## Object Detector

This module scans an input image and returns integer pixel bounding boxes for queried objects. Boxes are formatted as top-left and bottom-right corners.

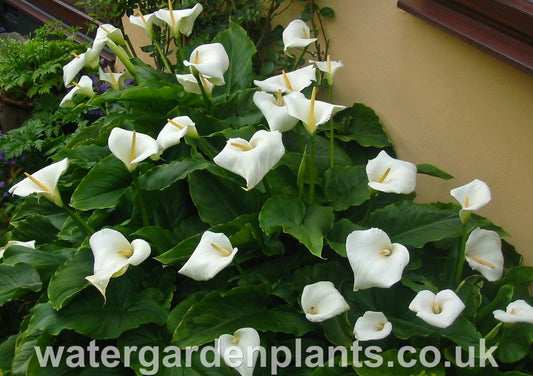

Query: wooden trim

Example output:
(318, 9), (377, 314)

(397, 0), (533, 75)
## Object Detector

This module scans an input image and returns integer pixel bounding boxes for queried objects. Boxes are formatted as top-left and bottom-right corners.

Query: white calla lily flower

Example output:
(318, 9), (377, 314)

(309, 55), (343, 85)
(183, 43), (229, 85)
(353, 311), (392, 341)
(9, 158), (69, 206)
(176, 73), (214, 97)
(178, 231), (238, 281)
(283, 19), (317, 51)
(366, 150), (417, 194)
(253, 65), (316, 94)
(155, 116), (198, 156)
(218, 327), (260, 376)
(63, 46), (103, 87)
(465, 228), (503, 281)
(301, 281), (350, 322)
(493, 300), (533, 324)
(99, 67), (132, 90)
(129, 11), (160, 38)
(253, 91), (299, 132)
(95, 23), (126, 46)
(450, 179), (491, 223)
(213, 130), (285, 190)
(155, 2), (203, 37)
(108, 128), (159, 172)
(60, 75), (95, 108)
(86, 228), (151, 300)
(409, 289), (465, 328)
(0, 240), (36, 259)
(346, 228), (410, 290)
(284, 89), (345, 134)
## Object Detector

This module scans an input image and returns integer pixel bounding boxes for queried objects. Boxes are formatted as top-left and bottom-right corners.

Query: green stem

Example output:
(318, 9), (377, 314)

(63, 206), (94, 236)
(455, 222), (469, 286)
(328, 84), (335, 168)
(192, 136), (215, 160)
(193, 72), (213, 116)
(362, 190), (377, 225)
(174, 33), (186, 69)
(293, 45), (309, 70)
(106, 41), (140, 82)
(154, 39), (174, 74)
(132, 174), (150, 227)
(309, 133), (316, 205)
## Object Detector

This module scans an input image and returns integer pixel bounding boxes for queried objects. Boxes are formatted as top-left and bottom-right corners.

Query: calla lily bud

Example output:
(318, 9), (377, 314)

(353, 311), (392, 341)
(283, 19), (317, 51)
(0, 240), (36, 259)
(86, 228), (151, 300)
(465, 228), (503, 281)
(366, 150), (417, 194)
(450, 179), (491, 223)
(493, 300), (533, 324)
(9, 158), (69, 207)
(178, 231), (238, 281)
(253, 91), (299, 132)
(183, 43), (229, 85)
(218, 328), (260, 376)
(409, 289), (465, 328)
(300, 281), (350, 322)
(107, 128), (159, 172)
(253, 65), (316, 94)
(346, 228), (410, 290)
(213, 130), (285, 190)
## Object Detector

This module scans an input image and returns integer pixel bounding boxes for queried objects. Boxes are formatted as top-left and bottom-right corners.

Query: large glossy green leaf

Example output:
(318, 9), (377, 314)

(172, 286), (313, 347)
(26, 279), (168, 339)
(323, 165), (369, 210)
(138, 159), (211, 190)
(495, 323), (533, 363)
(70, 154), (132, 211)
(368, 202), (462, 248)
(354, 349), (445, 375)
(213, 21), (256, 96)
(47, 247), (93, 310)
(334, 103), (392, 147)
(3, 245), (68, 281)
(0, 263), (42, 306)
(9, 214), (60, 244)
(326, 219), (365, 257)
(259, 196), (334, 257)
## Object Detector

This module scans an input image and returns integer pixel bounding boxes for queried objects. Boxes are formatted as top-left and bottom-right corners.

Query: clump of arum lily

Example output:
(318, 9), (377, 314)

(346, 228), (410, 290)
(300, 281), (350, 322)
(493, 300), (533, 324)
(218, 328), (260, 376)
(178, 231), (238, 281)
(60, 75), (95, 108)
(465, 227), (503, 281)
(213, 130), (285, 190)
(353, 311), (392, 341)
(409, 289), (465, 329)
(0, 240), (35, 259)
(252, 91), (299, 132)
(86, 228), (151, 300)
(108, 128), (159, 172)
(254, 65), (316, 94)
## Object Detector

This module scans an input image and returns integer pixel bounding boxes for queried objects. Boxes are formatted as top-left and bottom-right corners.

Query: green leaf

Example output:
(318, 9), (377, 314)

(319, 6), (335, 18)
(496, 323), (533, 363)
(354, 349), (445, 375)
(47, 247), (93, 310)
(456, 275), (483, 321)
(441, 316), (482, 350)
(70, 154), (132, 211)
(417, 163), (454, 180)
(0, 263), (42, 306)
(326, 219), (364, 257)
(259, 196), (334, 257)
(323, 165), (369, 210)
(3, 245), (68, 281)
(10, 214), (60, 245)
(322, 314), (353, 347)
(138, 159), (211, 190)
(213, 21), (256, 96)
(172, 286), (313, 347)
(334, 103), (392, 147)
(368, 202), (462, 248)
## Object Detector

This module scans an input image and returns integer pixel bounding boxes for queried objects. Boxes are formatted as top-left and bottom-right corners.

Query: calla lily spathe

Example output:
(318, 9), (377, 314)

(156, 116), (198, 156)
(493, 300), (533, 324)
(9, 158), (69, 206)
(60, 75), (95, 108)
(95, 23), (126, 47)
(63, 47), (103, 86)
(409, 289), (465, 328)
(0, 240), (36, 259)
(178, 231), (237, 281)
(213, 130), (285, 190)
(183, 43), (229, 85)
(309, 56), (343, 85)
(176, 73), (214, 97)
(253, 91), (299, 132)
(450, 179), (491, 223)
(282, 19), (317, 51)
(86, 228), (151, 300)
(108, 128), (159, 172)
(465, 228), (503, 281)
(99, 68), (132, 90)
(346, 228), (410, 291)
(155, 3), (203, 37)
(353, 311), (392, 341)
(218, 327), (260, 376)
(284, 90), (345, 134)
(129, 11), (160, 38)
(300, 281), (350, 322)
(253, 65), (316, 94)
(366, 150), (417, 194)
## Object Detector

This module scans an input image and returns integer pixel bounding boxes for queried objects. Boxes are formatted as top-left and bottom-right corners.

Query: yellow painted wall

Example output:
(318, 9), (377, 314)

(312, 0), (533, 264)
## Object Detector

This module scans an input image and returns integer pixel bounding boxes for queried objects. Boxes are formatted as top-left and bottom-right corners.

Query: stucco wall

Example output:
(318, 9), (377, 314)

(312, 0), (533, 265)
